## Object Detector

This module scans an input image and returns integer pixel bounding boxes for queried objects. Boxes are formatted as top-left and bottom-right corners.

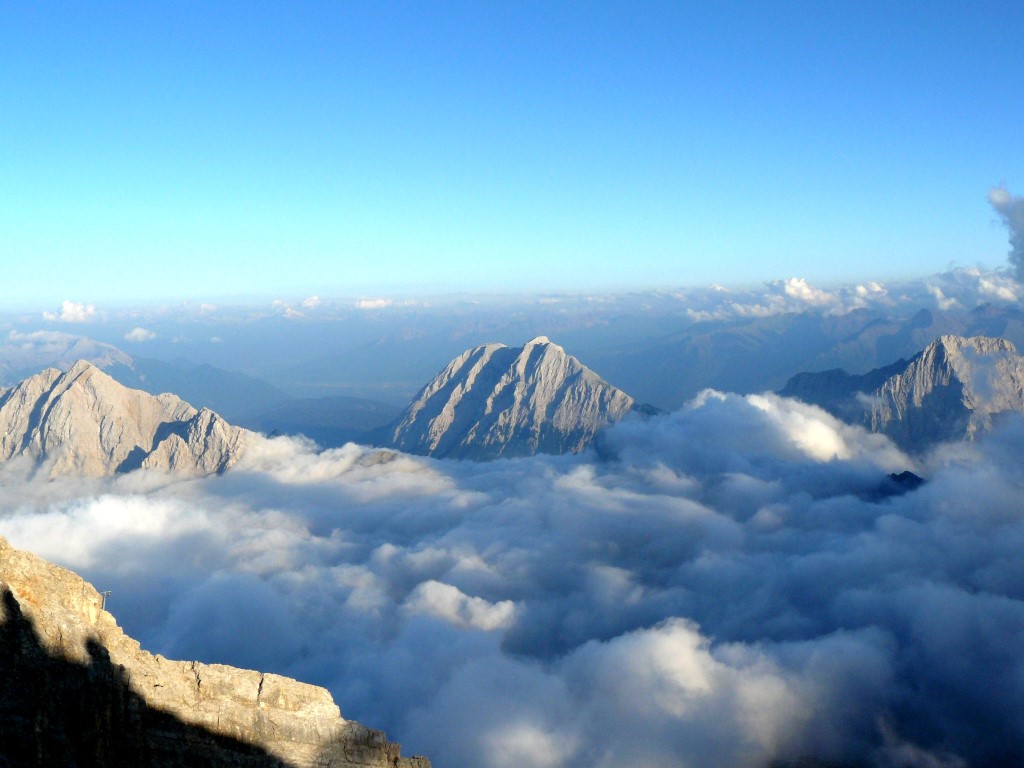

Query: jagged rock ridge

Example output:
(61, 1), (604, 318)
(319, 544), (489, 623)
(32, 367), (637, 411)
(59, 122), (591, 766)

(0, 360), (252, 477)
(780, 335), (1024, 451)
(386, 336), (654, 459)
(0, 535), (429, 768)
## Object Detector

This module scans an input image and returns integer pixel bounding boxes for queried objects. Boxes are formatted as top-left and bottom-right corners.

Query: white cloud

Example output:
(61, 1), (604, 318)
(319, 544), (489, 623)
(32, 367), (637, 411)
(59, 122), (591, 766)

(927, 284), (960, 311)
(782, 277), (837, 307)
(123, 327), (156, 342)
(989, 185), (1024, 280)
(43, 300), (99, 323)
(8, 329), (73, 347)
(2, 396), (1023, 767)
(301, 295), (322, 309)
(405, 580), (516, 631)
(976, 274), (1018, 302)
(356, 298), (393, 310)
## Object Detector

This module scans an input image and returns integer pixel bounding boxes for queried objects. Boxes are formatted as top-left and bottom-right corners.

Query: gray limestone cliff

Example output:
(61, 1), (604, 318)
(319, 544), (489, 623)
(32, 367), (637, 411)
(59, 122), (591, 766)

(869, 335), (1024, 448)
(0, 360), (251, 477)
(780, 335), (1024, 451)
(0, 535), (429, 768)
(386, 336), (653, 459)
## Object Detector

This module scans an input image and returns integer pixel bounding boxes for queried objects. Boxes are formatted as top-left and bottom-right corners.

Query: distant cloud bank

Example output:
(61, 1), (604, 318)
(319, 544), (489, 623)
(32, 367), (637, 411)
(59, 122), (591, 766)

(3, 390), (1023, 767)
(123, 327), (156, 342)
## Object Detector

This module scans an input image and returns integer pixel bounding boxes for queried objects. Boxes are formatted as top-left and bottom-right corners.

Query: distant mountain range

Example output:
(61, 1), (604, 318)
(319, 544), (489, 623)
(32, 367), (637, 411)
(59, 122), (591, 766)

(384, 336), (658, 459)
(0, 336), (655, 475)
(584, 304), (1024, 410)
(8, 328), (1024, 472)
(9, 303), (1024, 448)
(0, 332), (399, 448)
(780, 335), (1024, 451)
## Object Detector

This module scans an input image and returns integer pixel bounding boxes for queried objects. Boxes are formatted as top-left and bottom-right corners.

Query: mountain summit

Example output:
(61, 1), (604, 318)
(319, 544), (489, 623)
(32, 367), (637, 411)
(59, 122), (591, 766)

(781, 335), (1024, 451)
(869, 335), (1024, 448)
(0, 360), (252, 477)
(386, 336), (650, 459)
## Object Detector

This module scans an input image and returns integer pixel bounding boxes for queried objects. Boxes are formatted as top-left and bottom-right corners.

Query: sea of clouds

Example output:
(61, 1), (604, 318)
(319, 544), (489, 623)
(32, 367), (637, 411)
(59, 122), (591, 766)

(2, 391), (1023, 767)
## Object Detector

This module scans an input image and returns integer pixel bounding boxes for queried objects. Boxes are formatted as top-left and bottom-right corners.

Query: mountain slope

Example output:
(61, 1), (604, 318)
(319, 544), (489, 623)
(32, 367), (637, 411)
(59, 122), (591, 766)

(870, 335), (1024, 448)
(778, 357), (910, 423)
(0, 535), (429, 767)
(780, 335), (1024, 451)
(0, 360), (252, 477)
(386, 336), (651, 459)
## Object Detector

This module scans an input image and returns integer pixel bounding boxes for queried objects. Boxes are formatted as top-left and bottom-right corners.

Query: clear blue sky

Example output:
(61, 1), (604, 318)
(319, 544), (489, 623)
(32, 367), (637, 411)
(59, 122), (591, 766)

(1, 1), (1022, 306)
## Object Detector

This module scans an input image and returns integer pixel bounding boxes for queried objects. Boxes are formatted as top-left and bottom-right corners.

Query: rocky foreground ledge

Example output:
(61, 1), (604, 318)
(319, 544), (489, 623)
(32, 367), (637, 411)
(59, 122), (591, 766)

(0, 535), (429, 768)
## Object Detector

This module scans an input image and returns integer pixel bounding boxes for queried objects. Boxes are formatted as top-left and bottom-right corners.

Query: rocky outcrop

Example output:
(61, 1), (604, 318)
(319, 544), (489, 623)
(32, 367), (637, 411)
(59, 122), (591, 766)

(869, 335), (1024, 448)
(0, 360), (251, 477)
(387, 336), (654, 459)
(780, 335), (1024, 451)
(0, 535), (429, 768)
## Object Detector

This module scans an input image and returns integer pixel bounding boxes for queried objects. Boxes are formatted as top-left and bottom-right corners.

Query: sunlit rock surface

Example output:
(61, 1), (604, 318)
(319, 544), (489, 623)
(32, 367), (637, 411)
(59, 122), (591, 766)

(387, 336), (652, 459)
(0, 535), (429, 768)
(781, 335), (1024, 451)
(0, 360), (251, 477)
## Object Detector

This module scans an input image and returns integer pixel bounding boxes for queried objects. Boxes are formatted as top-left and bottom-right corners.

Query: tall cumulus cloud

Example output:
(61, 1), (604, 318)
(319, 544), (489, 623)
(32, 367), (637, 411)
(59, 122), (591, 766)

(989, 185), (1024, 281)
(2, 393), (1024, 767)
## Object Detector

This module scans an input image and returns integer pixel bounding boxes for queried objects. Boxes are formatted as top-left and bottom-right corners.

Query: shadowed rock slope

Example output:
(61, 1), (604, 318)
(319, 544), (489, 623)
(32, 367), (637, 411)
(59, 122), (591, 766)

(0, 535), (429, 768)
(0, 360), (252, 477)
(780, 335), (1024, 451)
(386, 336), (656, 459)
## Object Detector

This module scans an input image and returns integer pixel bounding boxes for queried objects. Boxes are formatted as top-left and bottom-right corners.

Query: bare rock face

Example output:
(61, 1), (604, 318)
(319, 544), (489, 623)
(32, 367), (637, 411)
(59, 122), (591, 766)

(869, 335), (1024, 448)
(780, 335), (1024, 451)
(387, 336), (649, 459)
(0, 535), (429, 768)
(0, 360), (251, 477)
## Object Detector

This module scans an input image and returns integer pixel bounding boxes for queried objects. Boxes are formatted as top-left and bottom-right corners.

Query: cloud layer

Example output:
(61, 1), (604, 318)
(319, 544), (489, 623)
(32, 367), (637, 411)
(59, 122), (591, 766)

(2, 394), (1024, 767)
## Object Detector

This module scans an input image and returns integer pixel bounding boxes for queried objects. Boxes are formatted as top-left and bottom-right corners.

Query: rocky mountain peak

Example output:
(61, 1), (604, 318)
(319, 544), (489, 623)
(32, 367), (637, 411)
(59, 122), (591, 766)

(870, 335), (1024, 447)
(0, 360), (252, 477)
(525, 335), (553, 346)
(932, 334), (1016, 354)
(387, 337), (650, 459)
(780, 335), (1024, 452)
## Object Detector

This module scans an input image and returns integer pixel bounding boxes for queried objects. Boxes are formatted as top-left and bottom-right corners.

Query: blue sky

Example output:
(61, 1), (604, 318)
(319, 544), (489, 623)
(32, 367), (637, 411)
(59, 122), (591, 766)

(1, 1), (1022, 306)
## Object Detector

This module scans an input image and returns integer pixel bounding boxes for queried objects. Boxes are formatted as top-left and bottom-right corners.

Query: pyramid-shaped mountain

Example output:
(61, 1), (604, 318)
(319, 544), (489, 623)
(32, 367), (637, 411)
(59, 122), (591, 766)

(386, 336), (655, 459)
